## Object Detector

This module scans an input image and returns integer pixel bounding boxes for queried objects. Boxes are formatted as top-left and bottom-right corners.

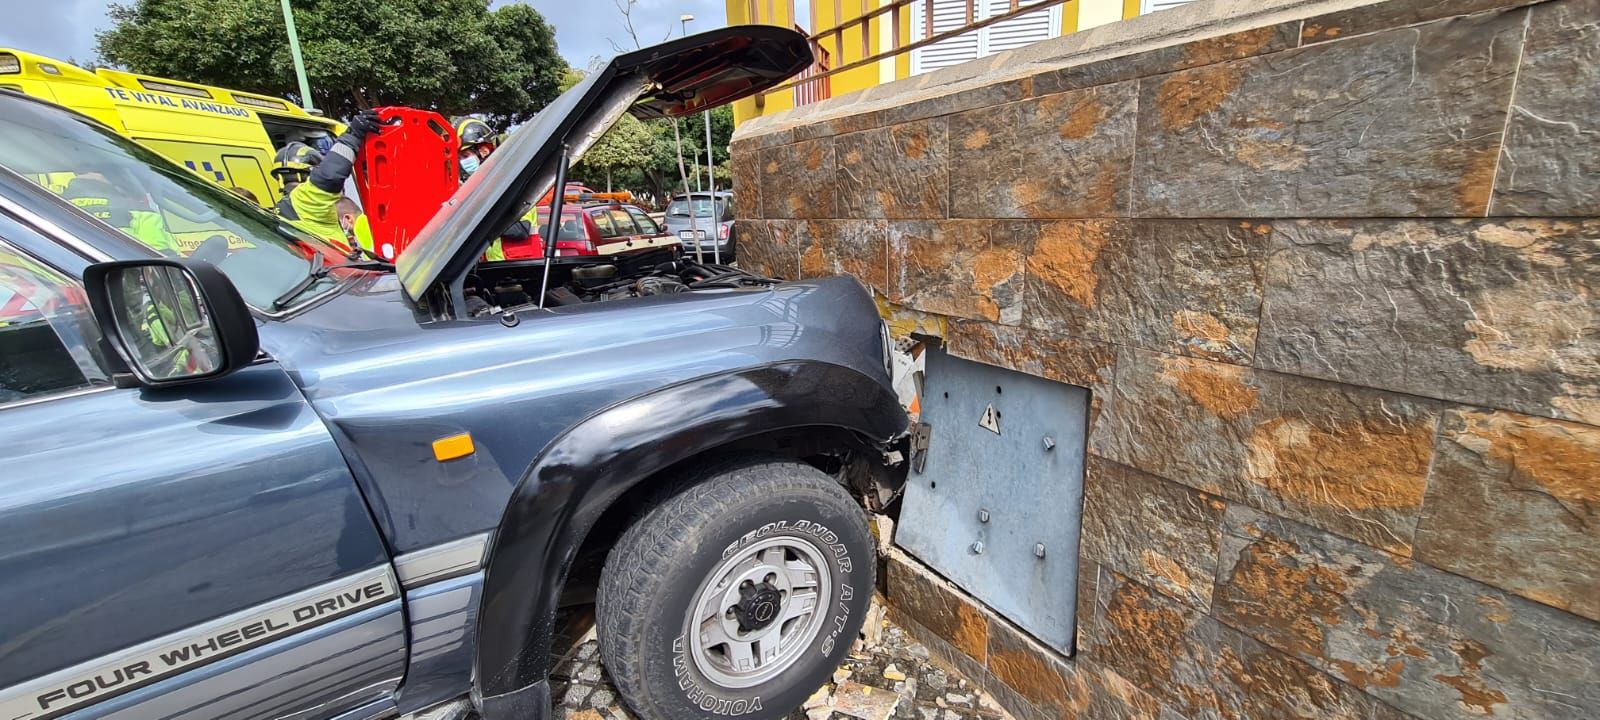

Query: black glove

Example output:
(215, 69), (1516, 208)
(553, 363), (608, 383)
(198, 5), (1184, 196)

(339, 110), (384, 148)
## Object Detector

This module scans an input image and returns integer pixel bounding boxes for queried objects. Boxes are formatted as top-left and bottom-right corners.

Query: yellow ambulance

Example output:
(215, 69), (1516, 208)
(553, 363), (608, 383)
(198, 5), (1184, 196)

(0, 48), (342, 207)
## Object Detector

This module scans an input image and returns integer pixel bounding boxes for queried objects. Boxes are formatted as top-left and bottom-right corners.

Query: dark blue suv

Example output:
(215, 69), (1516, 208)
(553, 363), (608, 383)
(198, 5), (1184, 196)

(0, 27), (906, 720)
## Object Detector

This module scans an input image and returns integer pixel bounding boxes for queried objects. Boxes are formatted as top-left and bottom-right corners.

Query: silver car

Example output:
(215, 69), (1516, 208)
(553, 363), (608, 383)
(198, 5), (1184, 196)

(663, 191), (736, 262)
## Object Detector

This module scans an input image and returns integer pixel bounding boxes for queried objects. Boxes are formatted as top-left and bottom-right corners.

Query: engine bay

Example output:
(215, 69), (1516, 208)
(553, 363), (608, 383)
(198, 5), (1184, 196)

(463, 248), (780, 316)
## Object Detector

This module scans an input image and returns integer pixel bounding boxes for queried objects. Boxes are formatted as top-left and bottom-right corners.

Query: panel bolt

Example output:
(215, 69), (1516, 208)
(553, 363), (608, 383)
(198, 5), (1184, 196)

(1043, 436), (1056, 451)
(970, 541), (985, 555)
(1034, 543), (1047, 559)
(977, 509), (990, 523)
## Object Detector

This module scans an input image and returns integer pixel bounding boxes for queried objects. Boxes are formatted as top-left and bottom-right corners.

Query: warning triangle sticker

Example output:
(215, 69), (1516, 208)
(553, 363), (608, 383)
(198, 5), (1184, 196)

(979, 404), (1000, 435)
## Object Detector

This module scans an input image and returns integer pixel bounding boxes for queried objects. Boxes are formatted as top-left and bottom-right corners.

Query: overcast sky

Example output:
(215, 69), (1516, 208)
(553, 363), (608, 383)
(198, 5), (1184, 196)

(0, 0), (730, 72)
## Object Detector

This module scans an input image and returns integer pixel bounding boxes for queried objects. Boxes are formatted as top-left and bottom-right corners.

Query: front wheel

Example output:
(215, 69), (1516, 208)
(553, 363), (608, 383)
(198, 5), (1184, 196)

(597, 457), (874, 719)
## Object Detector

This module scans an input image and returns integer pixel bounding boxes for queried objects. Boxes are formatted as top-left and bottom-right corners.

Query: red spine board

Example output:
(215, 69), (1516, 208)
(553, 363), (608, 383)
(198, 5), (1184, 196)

(354, 107), (459, 260)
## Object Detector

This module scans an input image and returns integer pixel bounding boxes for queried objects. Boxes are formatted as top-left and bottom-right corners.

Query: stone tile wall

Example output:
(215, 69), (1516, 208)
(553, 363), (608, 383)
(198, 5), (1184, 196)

(732, 0), (1600, 717)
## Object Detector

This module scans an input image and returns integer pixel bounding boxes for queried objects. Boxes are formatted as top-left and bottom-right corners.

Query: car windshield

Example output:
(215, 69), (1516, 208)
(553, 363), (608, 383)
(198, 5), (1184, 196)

(0, 95), (354, 311)
(667, 197), (724, 219)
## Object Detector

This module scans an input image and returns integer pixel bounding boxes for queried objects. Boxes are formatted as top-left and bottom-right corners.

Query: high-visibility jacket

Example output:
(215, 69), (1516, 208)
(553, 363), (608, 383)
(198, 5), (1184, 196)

(279, 181), (344, 243)
(277, 133), (358, 249)
(123, 210), (181, 255)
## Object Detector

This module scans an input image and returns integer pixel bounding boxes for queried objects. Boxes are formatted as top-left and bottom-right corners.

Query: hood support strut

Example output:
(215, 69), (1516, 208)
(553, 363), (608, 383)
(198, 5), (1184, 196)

(536, 144), (571, 309)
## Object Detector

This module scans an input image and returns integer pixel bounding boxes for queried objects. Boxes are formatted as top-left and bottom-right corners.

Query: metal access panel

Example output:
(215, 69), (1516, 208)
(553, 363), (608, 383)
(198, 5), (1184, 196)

(897, 348), (1089, 654)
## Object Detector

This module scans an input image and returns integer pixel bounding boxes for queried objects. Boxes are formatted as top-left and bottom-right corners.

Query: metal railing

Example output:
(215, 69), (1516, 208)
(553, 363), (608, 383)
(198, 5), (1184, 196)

(764, 0), (1071, 102)
(793, 31), (834, 106)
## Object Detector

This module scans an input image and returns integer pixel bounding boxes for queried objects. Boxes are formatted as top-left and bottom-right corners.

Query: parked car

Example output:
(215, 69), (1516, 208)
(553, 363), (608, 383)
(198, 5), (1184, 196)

(500, 201), (677, 260)
(0, 26), (905, 720)
(663, 191), (736, 262)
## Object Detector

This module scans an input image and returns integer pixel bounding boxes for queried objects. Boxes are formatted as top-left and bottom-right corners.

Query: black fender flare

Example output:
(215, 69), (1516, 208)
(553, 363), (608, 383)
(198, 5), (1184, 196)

(473, 360), (907, 705)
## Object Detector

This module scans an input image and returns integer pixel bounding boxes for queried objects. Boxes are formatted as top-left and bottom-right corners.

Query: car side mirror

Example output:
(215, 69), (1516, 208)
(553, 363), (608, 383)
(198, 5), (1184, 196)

(83, 259), (259, 387)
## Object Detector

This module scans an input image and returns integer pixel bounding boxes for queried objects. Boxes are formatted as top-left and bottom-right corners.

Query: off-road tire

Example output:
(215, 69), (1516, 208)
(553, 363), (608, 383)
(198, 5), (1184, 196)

(597, 456), (874, 720)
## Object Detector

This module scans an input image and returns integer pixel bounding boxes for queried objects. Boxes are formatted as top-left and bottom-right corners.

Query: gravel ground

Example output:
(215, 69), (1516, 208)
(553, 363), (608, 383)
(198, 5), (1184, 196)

(548, 602), (1012, 720)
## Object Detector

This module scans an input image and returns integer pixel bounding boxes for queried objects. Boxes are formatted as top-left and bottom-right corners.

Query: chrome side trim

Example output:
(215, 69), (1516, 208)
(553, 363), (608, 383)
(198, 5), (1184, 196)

(0, 566), (399, 720)
(0, 384), (116, 412)
(0, 190), (114, 263)
(393, 533), (491, 589)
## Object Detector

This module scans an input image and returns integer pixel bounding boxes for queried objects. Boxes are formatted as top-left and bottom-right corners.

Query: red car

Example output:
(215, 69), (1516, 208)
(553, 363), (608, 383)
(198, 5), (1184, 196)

(501, 201), (679, 260)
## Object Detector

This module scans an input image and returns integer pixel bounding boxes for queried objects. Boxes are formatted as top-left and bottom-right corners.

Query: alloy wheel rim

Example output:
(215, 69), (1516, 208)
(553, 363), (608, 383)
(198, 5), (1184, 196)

(685, 536), (833, 688)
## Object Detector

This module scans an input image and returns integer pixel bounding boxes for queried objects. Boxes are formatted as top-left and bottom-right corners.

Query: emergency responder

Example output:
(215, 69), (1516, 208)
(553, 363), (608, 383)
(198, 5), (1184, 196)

(451, 117), (510, 261)
(455, 117), (496, 180)
(333, 196), (381, 259)
(277, 110), (383, 250)
(62, 176), (180, 255)
(271, 142), (323, 196)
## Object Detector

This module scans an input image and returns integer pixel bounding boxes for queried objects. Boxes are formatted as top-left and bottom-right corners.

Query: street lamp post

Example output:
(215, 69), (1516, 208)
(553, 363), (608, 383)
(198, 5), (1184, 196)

(675, 13), (704, 262)
(280, 0), (315, 112)
(704, 102), (718, 263)
(680, 14), (722, 263)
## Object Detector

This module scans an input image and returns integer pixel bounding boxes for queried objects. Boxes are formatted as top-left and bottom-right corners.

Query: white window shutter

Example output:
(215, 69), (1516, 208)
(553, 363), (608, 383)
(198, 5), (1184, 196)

(1141, 0), (1197, 12)
(981, 0), (1059, 55)
(911, 0), (982, 74)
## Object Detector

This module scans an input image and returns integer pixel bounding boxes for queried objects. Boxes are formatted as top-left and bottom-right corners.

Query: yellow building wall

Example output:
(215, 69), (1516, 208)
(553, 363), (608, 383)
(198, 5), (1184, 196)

(729, 0), (1141, 124)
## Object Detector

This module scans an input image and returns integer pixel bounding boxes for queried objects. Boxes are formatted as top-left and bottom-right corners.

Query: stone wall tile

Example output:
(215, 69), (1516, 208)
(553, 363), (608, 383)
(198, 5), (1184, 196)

(1081, 458), (1226, 611)
(1301, 0), (1544, 45)
(885, 550), (991, 663)
(835, 118), (950, 219)
(1213, 504), (1600, 719)
(986, 618), (1084, 717)
(729, 145), (761, 221)
(743, 127), (795, 150)
(734, 220), (780, 278)
(949, 101), (1023, 220)
(945, 319), (1116, 391)
(1134, 10), (1525, 218)
(1078, 662), (1187, 720)
(888, 220), (1026, 323)
(1413, 408), (1600, 622)
(1023, 219), (1269, 363)
(1033, 23), (1300, 96)
(1077, 560), (1103, 651)
(827, 111), (883, 137)
(1011, 82), (1137, 219)
(796, 220), (889, 292)
(1093, 349), (1440, 555)
(888, 607), (998, 708)
(1257, 219), (1600, 426)
(758, 137), (836, 219)
(1090, 570), (1410, 720)
(879, 79), (1032, 128)
(949, 82), (1136, 219)
(1491, 0), (1600, 216)
(740, 219), (818, 279)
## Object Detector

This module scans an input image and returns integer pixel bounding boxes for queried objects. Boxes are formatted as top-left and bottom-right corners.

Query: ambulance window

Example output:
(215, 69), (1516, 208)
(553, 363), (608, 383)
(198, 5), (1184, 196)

(0, 238), (109, 405)
(222, 155), (271, 207)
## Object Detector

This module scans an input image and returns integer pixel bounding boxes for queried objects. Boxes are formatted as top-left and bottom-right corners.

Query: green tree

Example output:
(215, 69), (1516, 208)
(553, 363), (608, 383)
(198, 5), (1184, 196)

(579, 113), (652, 192)
(569, 106), (738, 206)
(95, 0), (566, 126)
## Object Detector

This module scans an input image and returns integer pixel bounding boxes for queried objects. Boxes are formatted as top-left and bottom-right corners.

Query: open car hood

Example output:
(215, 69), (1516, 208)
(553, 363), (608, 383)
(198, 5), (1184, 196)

(398, 25), (812, 303)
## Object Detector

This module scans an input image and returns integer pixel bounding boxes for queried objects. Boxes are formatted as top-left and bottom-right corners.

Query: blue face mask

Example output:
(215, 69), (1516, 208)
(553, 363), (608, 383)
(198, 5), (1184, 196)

(460, 154), (479, 175)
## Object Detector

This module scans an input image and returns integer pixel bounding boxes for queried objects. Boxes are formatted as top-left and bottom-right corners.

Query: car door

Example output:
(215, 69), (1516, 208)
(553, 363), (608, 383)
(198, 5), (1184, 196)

(0, 215), (406, 720)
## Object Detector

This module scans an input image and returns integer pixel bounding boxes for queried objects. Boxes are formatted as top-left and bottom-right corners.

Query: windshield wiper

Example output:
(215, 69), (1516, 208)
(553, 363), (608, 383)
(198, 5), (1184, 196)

(345, 245), (395, 267)
(273, 254), (326, 310)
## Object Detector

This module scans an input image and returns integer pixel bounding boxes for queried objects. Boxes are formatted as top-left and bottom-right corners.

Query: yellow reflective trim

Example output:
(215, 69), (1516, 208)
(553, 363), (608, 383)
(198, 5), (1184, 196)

(432, 433), (475, 462)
